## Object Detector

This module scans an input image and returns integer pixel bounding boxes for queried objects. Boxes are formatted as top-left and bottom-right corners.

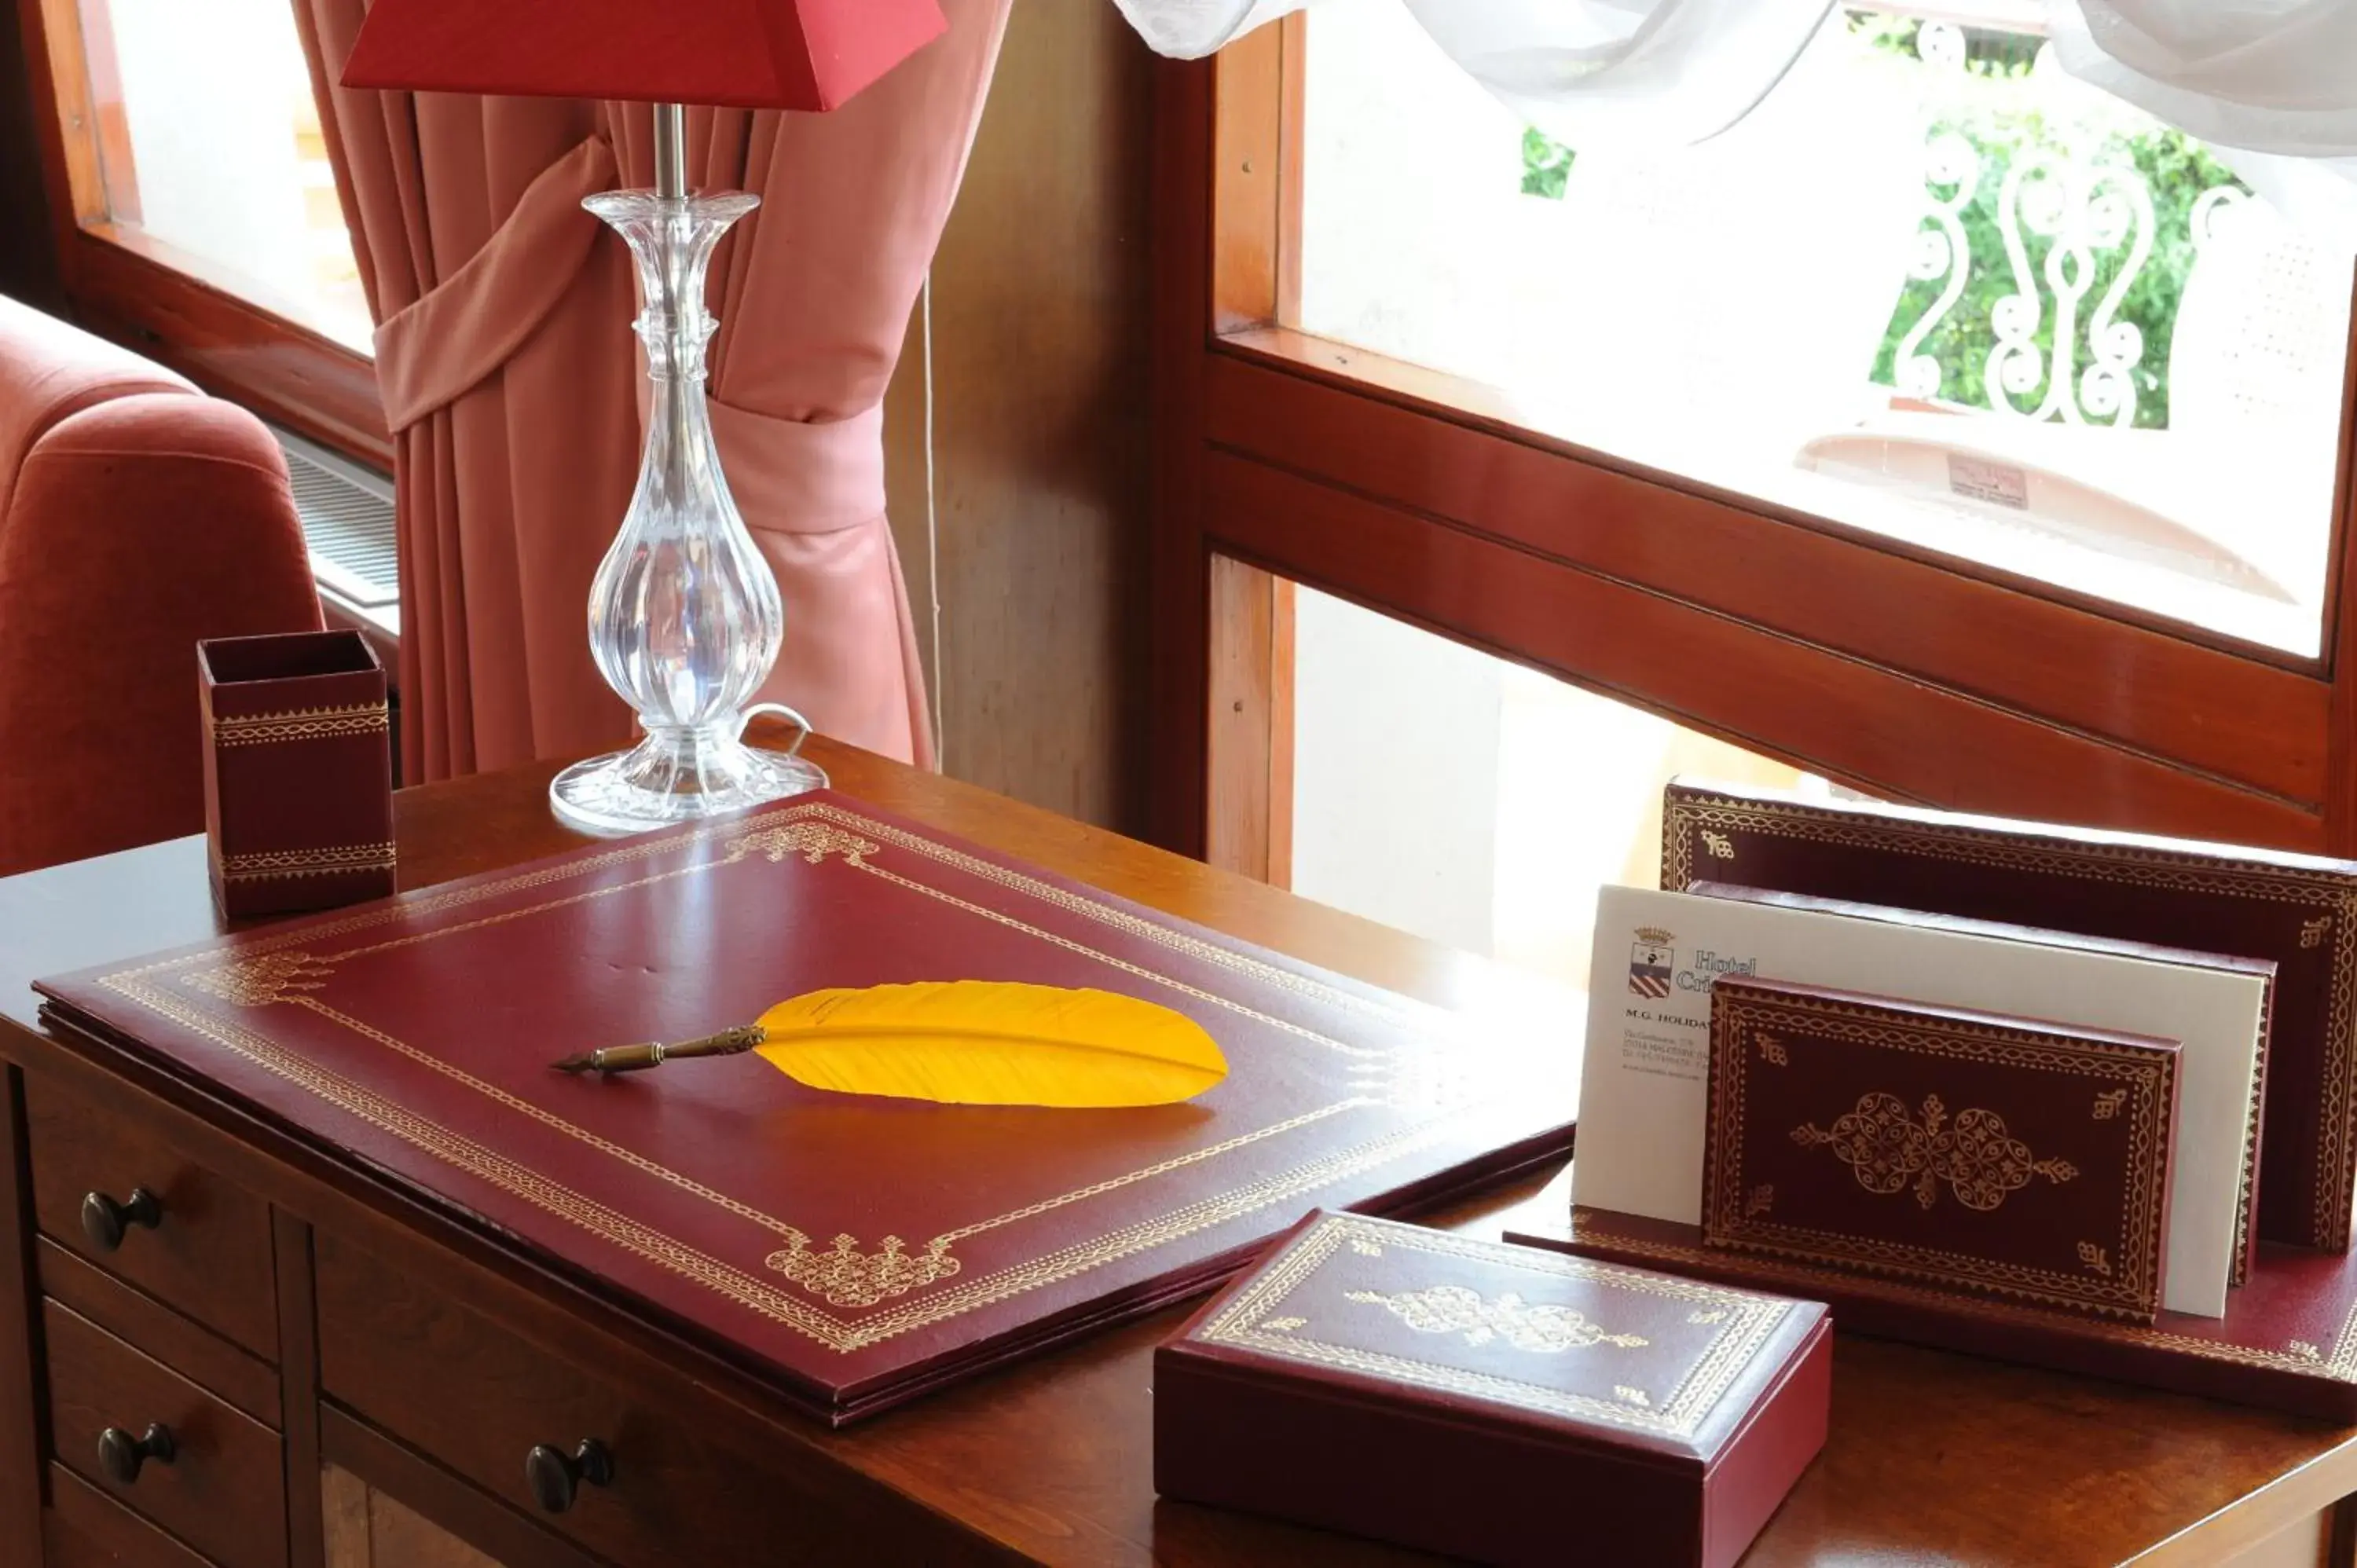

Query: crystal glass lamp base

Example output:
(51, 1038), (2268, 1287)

(548, 722), (827, 838)
(554, 125), (820, 841)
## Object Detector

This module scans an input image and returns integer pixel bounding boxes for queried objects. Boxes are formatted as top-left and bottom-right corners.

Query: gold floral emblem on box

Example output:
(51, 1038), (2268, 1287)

(1791, 1091), (2078, 1212)
(1345, 1284), (1650, 1353)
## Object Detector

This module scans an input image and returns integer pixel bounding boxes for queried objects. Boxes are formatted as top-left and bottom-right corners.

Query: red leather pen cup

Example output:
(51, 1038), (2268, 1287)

(198, 630), (394, 918)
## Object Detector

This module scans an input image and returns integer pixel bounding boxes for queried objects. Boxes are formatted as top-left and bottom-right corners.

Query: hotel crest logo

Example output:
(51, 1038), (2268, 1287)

(1629, 927), (1675, 999)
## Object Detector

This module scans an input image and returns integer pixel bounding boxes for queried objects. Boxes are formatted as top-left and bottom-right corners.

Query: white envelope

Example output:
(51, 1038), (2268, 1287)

(1573, 885), (2268, 1318)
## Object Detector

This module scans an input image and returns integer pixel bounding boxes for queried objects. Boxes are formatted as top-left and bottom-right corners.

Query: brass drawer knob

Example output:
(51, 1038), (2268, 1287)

(96, 1423), (176, 1486)
(525, 1438), (614, 1515)
(80, 1188), (163, 1254)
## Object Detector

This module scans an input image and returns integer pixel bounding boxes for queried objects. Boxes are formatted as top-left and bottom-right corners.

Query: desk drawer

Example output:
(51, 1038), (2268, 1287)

(314, 1233), (984, 1568)
(48, 1465), (218, 1568)
(45, 1300), (287, 1568)
(25, 1073), (279, 1357)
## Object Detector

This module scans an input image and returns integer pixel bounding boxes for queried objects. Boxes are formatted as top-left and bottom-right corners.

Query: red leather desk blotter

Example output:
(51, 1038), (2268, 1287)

(1662, 779), (2357, 1253)
(34, 792), (1574, 1423)
(1703, 979), (2181, 1326)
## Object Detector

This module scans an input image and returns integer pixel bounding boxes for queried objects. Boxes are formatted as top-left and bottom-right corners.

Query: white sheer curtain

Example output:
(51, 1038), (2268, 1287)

(1109, 0), (1301, 59)
(1110, 0), (2357, 197)
(1402, 0), (1832, 146)
(1109, 0), (1834, 147)
(2050, 2), (2357, 242)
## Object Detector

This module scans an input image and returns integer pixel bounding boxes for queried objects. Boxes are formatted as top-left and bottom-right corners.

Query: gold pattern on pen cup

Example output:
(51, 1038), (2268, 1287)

(213, 843), (398, 884)
(209, 702), (388, 748)
(2093, 1088), (2128, 1120)
(1756, 1032), (1789, 1067)
(1791, 1091), (2079, 1212)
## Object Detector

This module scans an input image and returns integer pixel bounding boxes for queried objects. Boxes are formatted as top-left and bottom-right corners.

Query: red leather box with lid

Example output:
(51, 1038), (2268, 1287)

(1153, 1210), (1831, 1567)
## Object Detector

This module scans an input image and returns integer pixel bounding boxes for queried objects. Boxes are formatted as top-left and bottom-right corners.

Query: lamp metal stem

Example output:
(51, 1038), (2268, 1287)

(653, 101), (687, 200)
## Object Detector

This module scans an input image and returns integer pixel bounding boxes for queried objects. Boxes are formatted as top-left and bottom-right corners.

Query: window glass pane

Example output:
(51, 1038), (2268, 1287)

(1290, 585), (1827, 992)
(1301, 7), (2356, 656)
(85, 0), (369, 351)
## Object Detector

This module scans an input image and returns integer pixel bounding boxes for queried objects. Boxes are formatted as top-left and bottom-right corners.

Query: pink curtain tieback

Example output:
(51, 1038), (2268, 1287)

(372, 135), (619, 433)
(706, 399), (886, 534)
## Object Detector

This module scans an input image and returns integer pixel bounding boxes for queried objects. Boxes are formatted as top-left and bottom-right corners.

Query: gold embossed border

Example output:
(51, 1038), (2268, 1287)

(123, 804), (1465, 1250)
(211, 702), (389, 747)
(1704, 987), (2173, 1322)
(1196, 1214), (1794, 1438)
(212, 842), (398, 883)
(105, 800), (1457, 1042)
(1666, 787), (2311, 1253)
(111, 811), (1417, 1294)
(80, 800), (1545, 1358)
(1565, 1210), (2357, 1387)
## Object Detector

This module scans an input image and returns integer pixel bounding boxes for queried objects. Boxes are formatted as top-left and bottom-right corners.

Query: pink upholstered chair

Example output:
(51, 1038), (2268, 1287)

(0, 297), (324, 877)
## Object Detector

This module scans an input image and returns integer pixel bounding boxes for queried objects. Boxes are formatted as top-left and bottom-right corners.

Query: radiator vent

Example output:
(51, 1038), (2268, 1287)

(273, 428), (398, 611)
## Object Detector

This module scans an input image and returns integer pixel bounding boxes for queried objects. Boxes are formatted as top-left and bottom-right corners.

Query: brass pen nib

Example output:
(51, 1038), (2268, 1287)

(548, 1024), (767, 1076)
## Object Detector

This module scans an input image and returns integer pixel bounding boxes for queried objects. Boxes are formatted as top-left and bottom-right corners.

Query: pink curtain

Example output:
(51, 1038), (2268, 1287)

(293, 0), (1010, 779)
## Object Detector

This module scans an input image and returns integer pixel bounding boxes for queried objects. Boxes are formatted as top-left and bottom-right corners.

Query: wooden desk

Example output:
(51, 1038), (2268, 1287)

(2, 736), (2354, 1567)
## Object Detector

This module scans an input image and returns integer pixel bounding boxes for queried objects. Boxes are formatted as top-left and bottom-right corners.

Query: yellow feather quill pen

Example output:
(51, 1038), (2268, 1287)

(755, 981), (1227, 1106)
(551, 981), (1228, 1108)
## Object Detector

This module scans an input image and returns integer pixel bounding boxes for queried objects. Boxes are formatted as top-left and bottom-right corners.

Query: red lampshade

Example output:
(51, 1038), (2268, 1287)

(340, 0), (948, 112)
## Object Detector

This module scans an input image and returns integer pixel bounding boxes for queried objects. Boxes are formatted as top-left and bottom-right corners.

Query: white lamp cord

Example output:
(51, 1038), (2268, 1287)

(922, 269), (946, 770)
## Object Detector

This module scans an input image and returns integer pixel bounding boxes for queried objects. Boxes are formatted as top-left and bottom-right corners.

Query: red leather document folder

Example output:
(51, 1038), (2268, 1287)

(1157, 1211), (1830, 1568)
(1662, 779), (2357, 1252)
(1703, 979), (2181, 1325)
(35, 793), (1574, 1423)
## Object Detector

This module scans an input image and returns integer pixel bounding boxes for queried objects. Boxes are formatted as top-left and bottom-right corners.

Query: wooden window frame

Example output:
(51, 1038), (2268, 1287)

(13, 0), (389, 467)
(1149, 20), (2357, 874)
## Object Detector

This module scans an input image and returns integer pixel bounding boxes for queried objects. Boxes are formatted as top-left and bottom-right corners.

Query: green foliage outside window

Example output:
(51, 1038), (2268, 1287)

(1520, 127), (1574, 199)
(1515, 15), (2246, 430)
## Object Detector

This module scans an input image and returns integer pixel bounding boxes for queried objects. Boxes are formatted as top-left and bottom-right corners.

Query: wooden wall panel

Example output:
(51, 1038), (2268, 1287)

(882, 2), (1155, 835)
(0, 0), (64, 308)
(1146, 58), (1216, 859)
